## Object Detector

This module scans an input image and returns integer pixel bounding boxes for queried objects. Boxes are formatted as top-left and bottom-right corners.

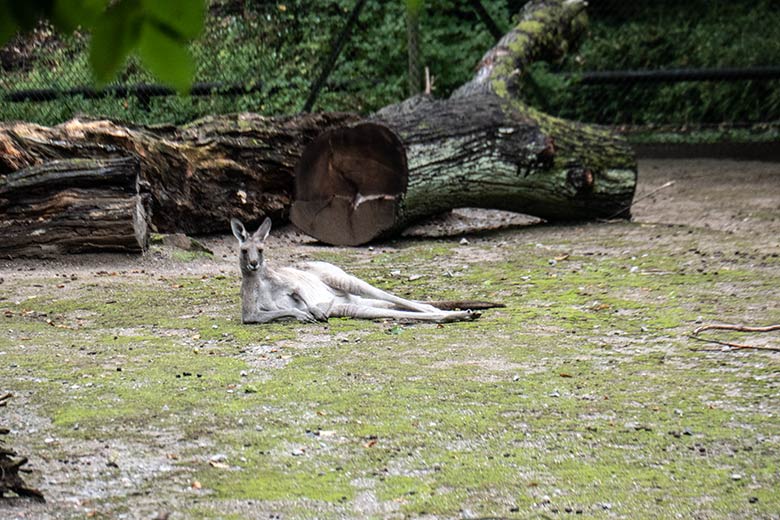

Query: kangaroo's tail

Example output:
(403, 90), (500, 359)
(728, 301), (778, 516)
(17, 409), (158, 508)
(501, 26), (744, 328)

(427, 300), (505, 311)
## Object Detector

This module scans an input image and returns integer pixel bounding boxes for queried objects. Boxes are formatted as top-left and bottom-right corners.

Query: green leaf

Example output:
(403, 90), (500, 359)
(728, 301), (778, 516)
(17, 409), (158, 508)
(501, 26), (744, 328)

(137, 20), (194, 93)
(88, 0), (142, 84)
(141, 0), (204, 40)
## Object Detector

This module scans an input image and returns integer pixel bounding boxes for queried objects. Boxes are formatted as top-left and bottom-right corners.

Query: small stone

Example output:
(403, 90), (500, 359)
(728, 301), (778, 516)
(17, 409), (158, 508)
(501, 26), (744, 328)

(459, 238), (469, 245)
(731, 474), (742, 481)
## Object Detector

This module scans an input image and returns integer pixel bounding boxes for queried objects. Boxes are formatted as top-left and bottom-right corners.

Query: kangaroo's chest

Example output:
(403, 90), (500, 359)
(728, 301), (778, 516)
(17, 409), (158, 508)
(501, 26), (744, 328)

(244, 268), (335, 311)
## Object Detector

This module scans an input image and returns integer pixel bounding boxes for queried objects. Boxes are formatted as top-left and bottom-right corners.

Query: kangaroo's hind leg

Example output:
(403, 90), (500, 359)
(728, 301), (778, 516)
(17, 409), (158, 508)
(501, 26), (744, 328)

(304, 262), (440, 313)
(329, 304), (478, 323)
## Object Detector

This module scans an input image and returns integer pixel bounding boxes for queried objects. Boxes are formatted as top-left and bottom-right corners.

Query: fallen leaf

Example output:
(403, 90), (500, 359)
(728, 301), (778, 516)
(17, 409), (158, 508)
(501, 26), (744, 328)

(191, 481), (202, 489)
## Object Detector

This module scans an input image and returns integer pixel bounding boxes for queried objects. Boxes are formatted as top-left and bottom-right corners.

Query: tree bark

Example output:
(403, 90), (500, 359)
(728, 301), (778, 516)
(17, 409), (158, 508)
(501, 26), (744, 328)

(292, 0), (637, 245)
(0, 157), (149, 257)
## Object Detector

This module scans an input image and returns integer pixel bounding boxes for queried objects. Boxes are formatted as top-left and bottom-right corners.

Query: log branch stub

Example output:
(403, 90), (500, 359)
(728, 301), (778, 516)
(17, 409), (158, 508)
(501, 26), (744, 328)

(453, 0), (588, 99)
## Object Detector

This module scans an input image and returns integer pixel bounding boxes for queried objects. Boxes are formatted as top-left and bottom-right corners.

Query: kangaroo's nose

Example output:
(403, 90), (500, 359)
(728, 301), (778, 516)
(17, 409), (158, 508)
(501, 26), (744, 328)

(248, 260), (259, 270)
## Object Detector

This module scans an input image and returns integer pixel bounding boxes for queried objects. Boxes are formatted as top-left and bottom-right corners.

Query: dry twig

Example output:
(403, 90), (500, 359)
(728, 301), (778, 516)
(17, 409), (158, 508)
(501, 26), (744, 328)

(688, 335), (780, 352)
(693, 323), (780, 335)
(689, 323), (780, 352)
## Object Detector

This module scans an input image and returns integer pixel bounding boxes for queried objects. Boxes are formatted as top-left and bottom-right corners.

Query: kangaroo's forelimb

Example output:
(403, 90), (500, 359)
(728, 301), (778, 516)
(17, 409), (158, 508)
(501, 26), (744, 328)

(242, 308), (324, 324)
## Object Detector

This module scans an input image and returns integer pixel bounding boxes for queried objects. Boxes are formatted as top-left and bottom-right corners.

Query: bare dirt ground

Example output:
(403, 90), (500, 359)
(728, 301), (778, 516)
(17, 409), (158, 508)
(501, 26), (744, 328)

(1, 158), (779, 519)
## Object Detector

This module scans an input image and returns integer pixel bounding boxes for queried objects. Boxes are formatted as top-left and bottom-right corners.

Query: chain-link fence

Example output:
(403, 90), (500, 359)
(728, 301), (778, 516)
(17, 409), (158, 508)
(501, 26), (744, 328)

(531, 0), (780, 141)
(1, 0), (778, 138)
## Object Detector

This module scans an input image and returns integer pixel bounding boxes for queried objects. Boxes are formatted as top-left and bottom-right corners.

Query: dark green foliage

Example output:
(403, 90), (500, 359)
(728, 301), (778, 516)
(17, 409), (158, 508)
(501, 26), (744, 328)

(0, 0), (778, 128)
(523, 0), (780, 125)
(0, 1), (511, 124)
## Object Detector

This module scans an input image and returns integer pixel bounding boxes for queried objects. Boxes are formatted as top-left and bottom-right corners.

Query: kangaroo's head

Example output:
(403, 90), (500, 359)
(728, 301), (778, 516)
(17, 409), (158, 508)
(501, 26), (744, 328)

(231, 217), (272, 274)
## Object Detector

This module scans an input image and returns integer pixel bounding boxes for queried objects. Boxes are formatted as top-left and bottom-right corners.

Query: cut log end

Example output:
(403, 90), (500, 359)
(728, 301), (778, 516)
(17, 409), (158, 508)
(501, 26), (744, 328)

(291, 123), (408, 245)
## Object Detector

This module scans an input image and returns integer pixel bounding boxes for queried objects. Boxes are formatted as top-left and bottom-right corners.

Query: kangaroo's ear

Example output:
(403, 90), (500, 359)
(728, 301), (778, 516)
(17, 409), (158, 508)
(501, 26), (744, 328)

(230, 218), (248, 243)
(254, 217), (272, 241)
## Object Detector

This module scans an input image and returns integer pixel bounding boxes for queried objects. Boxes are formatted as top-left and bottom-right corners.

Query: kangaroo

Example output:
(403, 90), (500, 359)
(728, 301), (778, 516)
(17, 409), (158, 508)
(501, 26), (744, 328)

(231, 217), (482, 324)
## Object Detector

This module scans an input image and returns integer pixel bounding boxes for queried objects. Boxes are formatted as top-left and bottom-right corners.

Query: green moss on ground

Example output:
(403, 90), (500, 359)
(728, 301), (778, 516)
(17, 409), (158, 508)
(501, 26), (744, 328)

(0, 221), (777, 518)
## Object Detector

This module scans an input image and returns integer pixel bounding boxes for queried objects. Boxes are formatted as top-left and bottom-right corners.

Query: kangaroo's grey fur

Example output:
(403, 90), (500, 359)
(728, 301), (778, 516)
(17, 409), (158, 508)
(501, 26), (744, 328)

(231, 218), (479, 324)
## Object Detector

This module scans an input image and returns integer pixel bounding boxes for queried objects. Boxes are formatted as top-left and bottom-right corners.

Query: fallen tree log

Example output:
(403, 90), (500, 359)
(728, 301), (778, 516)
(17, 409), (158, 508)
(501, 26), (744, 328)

(0, 112), (360, 237)
(0, 0), (636, 250)
(0, 157), (149, 257)
(291, 0), (637, 245)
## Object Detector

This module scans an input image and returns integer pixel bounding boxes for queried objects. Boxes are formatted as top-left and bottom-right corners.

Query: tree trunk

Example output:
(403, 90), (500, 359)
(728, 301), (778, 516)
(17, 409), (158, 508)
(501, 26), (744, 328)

(0, 157), (149, 257)
(0, 0), (637, 251)
(291, 0), (637, 245)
